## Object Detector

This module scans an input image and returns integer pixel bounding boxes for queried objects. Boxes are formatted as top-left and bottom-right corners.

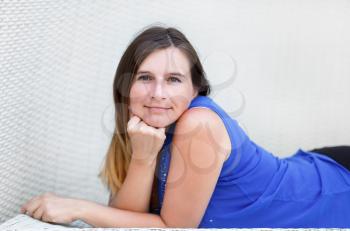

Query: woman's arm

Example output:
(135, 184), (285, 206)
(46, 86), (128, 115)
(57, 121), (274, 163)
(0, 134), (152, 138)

(109, 115), (165, 213)
(78, 199), (167, 228)
(109, 157), (156, 213)
(84, 107), (230, 228)
(20, 192), (165, 228)
(159, 107), (230, 227)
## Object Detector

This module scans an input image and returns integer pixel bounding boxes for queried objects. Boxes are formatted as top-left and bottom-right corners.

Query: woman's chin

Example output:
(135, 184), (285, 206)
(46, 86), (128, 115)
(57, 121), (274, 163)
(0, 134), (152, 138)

(143, 118), (171, 129)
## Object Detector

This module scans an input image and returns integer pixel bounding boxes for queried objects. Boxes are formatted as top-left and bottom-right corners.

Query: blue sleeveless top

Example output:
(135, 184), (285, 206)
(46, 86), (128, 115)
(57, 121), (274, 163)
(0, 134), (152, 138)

(152, 95), (350, 228)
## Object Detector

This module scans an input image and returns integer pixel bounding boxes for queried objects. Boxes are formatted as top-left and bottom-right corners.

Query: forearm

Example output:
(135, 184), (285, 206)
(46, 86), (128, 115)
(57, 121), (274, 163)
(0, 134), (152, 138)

(78, 199), (167, 228)
(110, 157), (156, 212)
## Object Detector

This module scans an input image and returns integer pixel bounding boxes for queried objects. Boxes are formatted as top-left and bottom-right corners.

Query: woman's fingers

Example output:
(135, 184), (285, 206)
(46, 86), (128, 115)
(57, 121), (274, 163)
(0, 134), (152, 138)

(157, 127), (166, 137)
(42, 212), (51, 223)
(127, 116), (141, 131)
(22, 196), (41, 216)
(32, 205), (45, 220)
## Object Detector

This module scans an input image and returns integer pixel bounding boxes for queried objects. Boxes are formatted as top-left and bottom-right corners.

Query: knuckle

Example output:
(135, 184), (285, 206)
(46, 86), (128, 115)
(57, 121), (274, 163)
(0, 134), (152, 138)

(127, 123), (134, 131)
(139, 127), (147, 134)
(126, 127), (133, 134)
(156, 132), (165, 139)
(42, 215), (49, 222)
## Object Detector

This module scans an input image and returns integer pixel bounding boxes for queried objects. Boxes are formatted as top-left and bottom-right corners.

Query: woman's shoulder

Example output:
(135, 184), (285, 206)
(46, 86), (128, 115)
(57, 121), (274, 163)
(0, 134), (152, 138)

(173, 105), (232, 160)
(176, 95), (230, 141)
(177, 106), (222, 131)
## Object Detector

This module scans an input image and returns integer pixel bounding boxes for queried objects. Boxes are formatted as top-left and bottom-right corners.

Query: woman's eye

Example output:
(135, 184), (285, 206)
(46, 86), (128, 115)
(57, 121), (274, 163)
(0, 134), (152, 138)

(168, 77), (181, 83)
(137, 75), (151, 81)
(137, 75), (181, 83)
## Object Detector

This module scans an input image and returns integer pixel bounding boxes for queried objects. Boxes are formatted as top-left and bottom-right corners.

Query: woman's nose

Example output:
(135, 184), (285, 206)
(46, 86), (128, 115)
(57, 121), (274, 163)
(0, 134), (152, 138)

(151, 82), (167, 99)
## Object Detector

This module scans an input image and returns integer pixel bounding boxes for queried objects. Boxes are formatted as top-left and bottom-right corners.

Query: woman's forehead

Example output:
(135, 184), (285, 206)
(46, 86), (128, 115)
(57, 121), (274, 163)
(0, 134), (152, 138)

(137, 47), (191, 76)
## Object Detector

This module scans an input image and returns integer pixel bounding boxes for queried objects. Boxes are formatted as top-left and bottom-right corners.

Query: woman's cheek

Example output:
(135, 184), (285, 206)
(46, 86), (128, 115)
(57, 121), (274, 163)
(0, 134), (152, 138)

(128, 101), (144, 119)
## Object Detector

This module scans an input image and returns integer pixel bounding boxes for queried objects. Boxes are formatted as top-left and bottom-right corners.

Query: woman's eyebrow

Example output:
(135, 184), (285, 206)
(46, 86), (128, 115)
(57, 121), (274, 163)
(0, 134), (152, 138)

(136, 71), (154, 76)
(169, 72), (186, 78)
(136, 71), (186, 78)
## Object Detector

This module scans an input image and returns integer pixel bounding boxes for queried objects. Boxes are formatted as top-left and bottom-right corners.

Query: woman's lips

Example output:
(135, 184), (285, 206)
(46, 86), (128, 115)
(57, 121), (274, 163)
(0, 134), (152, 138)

(145, 106), (171, 113)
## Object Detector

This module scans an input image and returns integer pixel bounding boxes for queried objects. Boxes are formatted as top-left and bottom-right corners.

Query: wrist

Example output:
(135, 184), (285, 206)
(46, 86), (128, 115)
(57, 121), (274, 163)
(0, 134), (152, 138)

(73, 199), (91, 221)
(131, 154), (158, 167)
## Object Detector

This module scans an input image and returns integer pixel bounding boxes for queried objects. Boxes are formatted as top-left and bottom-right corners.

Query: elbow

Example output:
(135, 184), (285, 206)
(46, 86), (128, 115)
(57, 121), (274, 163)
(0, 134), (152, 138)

(160, 216), (199, 229)
(159, 216), (169, 228)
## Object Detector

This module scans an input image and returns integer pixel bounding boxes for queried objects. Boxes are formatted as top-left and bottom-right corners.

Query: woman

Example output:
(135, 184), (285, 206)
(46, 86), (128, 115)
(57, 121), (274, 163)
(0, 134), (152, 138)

(20, 26), (350, 228)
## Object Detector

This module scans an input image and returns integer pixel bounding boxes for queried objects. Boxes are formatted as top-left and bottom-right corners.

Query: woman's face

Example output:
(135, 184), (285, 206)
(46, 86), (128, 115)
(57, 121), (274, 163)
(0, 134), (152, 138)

(129, 47), (198, 128)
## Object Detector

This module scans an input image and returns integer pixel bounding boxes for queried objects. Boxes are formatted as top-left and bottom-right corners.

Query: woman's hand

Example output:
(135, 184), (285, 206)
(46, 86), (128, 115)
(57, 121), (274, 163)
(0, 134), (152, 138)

(127, 113), (166, 165)
(20, 192), (81, 224)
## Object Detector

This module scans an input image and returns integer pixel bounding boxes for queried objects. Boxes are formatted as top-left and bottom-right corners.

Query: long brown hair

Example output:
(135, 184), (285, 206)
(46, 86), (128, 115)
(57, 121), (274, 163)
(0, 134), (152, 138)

(98, 25), (211, 197)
